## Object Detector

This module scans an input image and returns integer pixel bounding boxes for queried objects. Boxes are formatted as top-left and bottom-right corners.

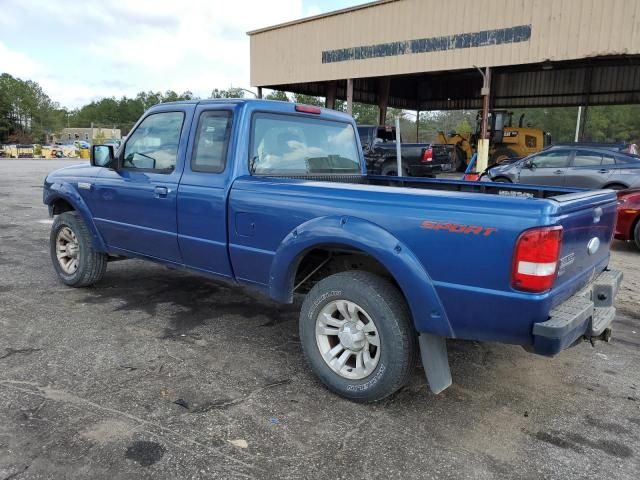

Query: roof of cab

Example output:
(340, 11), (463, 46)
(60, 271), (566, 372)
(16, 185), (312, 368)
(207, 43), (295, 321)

(151, 98), (354, 122)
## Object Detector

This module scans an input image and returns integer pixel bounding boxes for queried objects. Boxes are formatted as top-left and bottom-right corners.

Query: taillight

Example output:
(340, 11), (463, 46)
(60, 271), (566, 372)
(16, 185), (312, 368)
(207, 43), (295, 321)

(422, 147), (433, 163)
(511, 226), (563, 293)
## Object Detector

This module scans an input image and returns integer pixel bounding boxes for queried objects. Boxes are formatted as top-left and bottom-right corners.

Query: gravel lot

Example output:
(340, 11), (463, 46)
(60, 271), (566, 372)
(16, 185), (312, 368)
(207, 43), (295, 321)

(1, 159), (639, 479)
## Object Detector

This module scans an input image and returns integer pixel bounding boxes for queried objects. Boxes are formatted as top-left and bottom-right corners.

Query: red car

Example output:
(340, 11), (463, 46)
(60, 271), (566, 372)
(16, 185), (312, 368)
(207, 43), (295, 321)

(615, 189), (640, 250)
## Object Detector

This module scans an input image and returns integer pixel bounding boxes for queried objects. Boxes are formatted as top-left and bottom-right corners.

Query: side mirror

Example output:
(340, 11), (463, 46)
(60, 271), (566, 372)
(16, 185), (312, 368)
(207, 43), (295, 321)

(91, 145), (114, 168)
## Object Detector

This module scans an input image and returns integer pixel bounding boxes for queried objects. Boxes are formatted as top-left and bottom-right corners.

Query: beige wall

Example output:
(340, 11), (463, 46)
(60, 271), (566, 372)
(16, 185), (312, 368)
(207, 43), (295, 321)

(250, 0), (640, 86)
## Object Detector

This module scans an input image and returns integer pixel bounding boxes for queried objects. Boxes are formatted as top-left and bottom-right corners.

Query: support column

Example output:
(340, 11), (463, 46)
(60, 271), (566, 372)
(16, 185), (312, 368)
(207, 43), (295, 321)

(346, 78), (353, 116)
(325, 81), (337, 110)
(578, 105), (589, 141)
(377, 77), (390, 125)
(578, 67), (593, 142)
(476, 67), (491, 173)
(257, 87), (263, 99)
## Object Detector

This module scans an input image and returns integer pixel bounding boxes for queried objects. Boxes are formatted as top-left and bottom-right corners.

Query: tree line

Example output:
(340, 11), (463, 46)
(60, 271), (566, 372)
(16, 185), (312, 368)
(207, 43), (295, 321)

(2, 72), (640, 145)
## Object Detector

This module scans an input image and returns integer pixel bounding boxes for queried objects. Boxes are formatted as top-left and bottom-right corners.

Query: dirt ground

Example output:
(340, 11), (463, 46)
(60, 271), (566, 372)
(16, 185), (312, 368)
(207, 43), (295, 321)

(1, 159), (639, 479)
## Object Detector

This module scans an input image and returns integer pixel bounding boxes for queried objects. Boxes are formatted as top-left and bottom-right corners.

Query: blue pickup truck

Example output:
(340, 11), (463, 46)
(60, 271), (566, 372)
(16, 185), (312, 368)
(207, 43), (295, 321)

(43, 99), (622, 402)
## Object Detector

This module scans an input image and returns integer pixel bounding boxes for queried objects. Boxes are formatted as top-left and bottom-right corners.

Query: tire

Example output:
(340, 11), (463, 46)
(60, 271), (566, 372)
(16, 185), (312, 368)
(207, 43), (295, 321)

(453, 145), (466, 172)
(604, 183), (626, 191)
(50, 211), (107, 287)
(381, 162), (409, 177)
(634, 219), (640, 251)
(492, 177), (512, 183)
(491, 147), (518, 165)
(299, 271), (417, 402)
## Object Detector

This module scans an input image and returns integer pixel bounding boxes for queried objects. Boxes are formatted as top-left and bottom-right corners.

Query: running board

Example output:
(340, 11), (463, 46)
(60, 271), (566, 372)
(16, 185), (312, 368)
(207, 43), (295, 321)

(418, 333), (452, 394)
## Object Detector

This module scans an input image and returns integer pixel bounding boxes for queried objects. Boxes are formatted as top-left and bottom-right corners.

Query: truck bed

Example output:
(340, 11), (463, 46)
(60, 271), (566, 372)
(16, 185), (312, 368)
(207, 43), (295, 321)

(274, 173), (579, 199)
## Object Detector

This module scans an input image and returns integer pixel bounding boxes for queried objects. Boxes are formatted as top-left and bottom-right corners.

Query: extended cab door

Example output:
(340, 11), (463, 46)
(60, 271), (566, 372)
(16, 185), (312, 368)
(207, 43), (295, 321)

(90, 105), (194, 262)
(518, 149), (572, 186)
(176, 105), (235, 278)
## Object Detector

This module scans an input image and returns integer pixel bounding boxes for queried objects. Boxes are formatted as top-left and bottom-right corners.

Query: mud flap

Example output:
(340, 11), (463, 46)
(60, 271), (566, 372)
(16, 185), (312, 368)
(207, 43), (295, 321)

(418, 333), (452, 394)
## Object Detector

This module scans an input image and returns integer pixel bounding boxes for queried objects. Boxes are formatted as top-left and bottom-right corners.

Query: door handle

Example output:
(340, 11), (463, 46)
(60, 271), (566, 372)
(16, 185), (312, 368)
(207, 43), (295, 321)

(598, 169), (608, 173)
(154, 186), (168, 198)
(553, 170), (563, 174)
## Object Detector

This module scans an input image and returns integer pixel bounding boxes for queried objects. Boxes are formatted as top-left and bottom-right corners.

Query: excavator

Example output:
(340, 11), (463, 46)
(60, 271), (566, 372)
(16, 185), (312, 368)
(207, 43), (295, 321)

(437, 110), (551, 171)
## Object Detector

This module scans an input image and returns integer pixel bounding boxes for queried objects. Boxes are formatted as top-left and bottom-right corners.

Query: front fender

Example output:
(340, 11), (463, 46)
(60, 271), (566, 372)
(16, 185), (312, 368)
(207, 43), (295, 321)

(269, 216), (454, 337)
(44, 183), (107, 252)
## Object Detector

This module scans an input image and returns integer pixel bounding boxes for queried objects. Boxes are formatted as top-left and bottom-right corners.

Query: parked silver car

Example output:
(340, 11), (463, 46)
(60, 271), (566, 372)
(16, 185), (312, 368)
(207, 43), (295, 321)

(484, 146), (640, 189)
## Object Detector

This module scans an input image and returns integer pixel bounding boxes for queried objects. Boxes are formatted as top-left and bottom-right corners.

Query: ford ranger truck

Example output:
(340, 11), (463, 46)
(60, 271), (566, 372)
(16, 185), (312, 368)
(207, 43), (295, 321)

(43, 99), (623, 402)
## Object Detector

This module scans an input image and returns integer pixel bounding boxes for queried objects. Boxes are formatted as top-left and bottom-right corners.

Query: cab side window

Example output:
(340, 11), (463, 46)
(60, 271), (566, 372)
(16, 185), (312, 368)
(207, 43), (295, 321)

(572, 151), (603, 167)
(531, 150), (571, 168)
(123, 112), (185, 172)
(192, 111), (232, 173)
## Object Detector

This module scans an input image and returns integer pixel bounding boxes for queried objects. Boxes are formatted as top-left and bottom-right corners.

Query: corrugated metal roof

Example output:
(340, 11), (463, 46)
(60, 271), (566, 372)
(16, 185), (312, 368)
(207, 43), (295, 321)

(266, 57), (640, 110)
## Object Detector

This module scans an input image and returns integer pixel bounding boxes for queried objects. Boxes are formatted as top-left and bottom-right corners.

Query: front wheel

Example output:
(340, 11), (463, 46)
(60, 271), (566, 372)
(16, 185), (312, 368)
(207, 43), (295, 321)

(634, 220), (640, 251)
(492, 177), (512, 183)
(299, 271), (417, 402)
(50, 211), (107, 287)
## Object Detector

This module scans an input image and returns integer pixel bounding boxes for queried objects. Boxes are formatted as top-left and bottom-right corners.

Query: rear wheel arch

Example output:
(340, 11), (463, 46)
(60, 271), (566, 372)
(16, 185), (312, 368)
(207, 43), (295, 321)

(380, 159), (408, 177)
(602, 182), (627, 191)
(269, 216), (453, 337)
(632, 216), (640, 250)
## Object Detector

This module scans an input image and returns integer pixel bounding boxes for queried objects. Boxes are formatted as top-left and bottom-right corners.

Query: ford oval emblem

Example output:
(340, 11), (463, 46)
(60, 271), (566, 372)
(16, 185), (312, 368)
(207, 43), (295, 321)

(587, 237), (600, 255)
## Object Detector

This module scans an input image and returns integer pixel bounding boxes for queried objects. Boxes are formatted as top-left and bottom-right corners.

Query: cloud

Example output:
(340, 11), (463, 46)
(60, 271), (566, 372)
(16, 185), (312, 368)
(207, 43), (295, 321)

(0, 41), (40, 78)
(0, 0), (311, 108)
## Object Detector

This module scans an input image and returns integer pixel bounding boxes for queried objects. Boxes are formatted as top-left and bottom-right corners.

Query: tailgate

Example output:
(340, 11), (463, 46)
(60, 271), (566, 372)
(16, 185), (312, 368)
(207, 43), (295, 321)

(431, 144), (453, 164)
(552, 190), (617, 301)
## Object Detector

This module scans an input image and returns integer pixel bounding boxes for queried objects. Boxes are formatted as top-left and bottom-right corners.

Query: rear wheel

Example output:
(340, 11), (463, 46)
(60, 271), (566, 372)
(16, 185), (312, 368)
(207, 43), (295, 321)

(381, 162), (409, 177)
(634, 219), (640, 251)
(50, 211), (107, 287)
(299, 271), (417, 402)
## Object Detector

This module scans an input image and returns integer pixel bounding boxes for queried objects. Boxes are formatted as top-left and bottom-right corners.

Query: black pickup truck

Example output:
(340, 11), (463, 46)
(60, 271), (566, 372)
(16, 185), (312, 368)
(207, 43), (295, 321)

(357, 125), (453, 176)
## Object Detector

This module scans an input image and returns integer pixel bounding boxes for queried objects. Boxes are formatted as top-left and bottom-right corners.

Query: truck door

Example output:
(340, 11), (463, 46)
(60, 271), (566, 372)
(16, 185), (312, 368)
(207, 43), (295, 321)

(176, 106), (235, 278)
(518, 149), (572, 186)
(91, 107), (192, 263)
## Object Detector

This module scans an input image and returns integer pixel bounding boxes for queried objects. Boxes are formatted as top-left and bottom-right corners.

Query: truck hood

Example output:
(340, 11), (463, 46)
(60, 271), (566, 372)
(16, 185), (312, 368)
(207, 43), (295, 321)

(46, 162), (96, 181)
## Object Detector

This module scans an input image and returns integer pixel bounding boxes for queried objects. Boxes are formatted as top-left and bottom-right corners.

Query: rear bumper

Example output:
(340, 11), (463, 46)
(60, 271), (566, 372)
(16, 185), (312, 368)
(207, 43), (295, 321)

(532, 269), (623, 356)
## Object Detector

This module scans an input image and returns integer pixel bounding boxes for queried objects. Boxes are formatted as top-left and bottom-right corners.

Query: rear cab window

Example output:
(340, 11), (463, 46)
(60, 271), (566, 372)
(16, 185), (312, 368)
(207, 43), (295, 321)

(250, 113), (361, 175)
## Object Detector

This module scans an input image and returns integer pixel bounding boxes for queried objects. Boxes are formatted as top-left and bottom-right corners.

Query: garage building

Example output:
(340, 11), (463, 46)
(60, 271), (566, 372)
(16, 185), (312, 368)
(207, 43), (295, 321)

(250, 1), (638, 166)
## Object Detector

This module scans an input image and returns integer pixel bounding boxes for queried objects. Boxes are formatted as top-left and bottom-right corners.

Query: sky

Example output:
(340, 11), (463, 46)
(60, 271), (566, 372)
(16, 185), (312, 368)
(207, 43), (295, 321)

(0, 0), (366, 109)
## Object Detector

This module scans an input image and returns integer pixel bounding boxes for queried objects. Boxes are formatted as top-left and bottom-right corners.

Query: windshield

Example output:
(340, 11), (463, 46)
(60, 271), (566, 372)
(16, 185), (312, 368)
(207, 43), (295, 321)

(250, 113), (361, 175)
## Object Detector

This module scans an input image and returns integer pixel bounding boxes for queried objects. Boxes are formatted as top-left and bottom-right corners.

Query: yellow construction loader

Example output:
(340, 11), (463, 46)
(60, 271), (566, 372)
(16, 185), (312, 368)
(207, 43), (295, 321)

(437, 110), (550, 171)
